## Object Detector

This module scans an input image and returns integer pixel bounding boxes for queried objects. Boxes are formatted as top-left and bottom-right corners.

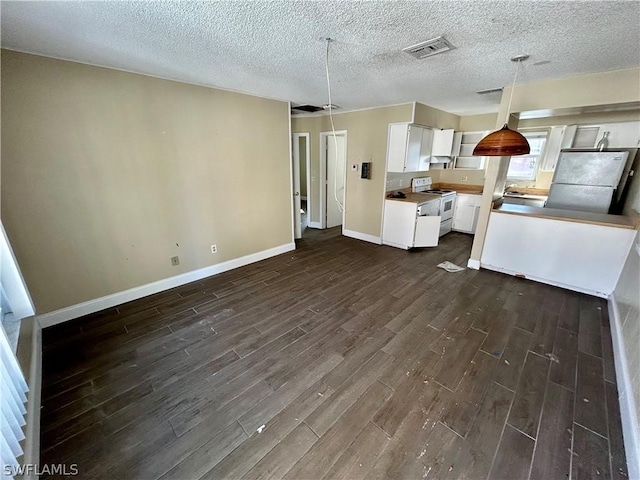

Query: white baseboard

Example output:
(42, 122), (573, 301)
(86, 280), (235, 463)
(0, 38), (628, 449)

(609, 295), (640, 480)
(342, 229), (382, 245)
(308, 221), (322, 229)
(480, 262), (608, 298)
(467, 258), (480, 270)
(37, 242), (296, 328)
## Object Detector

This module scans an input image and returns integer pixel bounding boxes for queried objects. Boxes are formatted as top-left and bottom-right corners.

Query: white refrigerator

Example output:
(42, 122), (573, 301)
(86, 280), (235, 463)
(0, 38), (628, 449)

(545, 150), (630, 214)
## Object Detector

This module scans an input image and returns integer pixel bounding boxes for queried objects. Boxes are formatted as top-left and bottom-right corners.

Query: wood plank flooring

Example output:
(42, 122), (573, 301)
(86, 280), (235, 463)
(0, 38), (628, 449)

(40, 228), (628, 479)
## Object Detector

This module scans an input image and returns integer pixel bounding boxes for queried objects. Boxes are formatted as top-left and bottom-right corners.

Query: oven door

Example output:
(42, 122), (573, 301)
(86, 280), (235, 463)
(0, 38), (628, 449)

(440, 195), (456, 222)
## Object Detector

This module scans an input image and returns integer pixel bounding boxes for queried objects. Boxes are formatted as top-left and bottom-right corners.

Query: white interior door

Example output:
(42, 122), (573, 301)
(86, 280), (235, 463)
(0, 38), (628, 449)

(326, 134), (346, 228)
(291, 135), (302, 239)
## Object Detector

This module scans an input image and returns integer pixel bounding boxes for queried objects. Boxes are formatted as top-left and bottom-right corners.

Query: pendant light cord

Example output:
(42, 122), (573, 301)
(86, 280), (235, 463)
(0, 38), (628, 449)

(325, 38), (345, 214)
(505, 58), (523, 124)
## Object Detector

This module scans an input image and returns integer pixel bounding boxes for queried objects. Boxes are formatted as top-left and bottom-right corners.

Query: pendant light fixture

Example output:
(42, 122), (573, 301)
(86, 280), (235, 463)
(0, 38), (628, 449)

(473, 55), (530, 156)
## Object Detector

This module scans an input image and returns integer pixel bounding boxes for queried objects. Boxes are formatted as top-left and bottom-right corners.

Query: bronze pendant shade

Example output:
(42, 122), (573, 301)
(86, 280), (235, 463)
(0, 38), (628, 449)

(472, 124), (530, 156)
(474, 55), (531, 157)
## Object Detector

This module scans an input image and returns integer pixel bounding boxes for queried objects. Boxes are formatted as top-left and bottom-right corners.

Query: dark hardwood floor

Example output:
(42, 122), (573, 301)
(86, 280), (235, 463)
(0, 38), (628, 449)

(40, 228), (627, 479)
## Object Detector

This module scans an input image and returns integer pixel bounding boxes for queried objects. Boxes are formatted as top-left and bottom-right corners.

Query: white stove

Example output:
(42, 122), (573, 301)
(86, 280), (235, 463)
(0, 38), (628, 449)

(411, 177), (457, 236)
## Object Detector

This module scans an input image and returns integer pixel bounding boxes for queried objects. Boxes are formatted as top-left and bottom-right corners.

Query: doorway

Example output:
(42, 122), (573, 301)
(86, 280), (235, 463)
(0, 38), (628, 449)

(320, 131), (347, 229)
(291, 133), (310, 239)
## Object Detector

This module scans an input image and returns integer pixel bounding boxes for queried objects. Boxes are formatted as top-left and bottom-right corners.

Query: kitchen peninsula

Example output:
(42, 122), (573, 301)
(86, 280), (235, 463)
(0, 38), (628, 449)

(481, 202), (639, 297)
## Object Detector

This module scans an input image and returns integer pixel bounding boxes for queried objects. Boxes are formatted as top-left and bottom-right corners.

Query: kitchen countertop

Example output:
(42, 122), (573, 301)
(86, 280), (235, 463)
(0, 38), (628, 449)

(504, 187), (550, 196)
(385, 190), (440, 204)
(492, 203), (639, 230)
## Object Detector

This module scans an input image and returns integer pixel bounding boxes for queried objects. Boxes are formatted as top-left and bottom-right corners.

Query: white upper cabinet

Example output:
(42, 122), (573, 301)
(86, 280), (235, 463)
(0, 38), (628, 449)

(431, 129), (455, 156)
(571, 122), (640, 149)
(387, 123), (432, 172)
(540, 126), (566, 172)
(419, 128), (433, 171)
(405, 124), (423, 172)
(596, 122), (640, 148)
(541, 121), (639, 172)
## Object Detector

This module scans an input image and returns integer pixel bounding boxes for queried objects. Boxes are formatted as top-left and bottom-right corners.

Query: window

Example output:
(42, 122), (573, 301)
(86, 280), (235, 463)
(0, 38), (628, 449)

(507, 131), (548, 181)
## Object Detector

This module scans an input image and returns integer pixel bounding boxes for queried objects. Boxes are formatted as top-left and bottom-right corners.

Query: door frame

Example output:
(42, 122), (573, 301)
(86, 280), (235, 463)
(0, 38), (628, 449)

(319, 130), (348, 229)
(291, 132), (311, 238)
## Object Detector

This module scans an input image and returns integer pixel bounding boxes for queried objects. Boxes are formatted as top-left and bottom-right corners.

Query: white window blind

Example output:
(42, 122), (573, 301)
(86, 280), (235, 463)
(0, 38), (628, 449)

(0, 321), (28, 480)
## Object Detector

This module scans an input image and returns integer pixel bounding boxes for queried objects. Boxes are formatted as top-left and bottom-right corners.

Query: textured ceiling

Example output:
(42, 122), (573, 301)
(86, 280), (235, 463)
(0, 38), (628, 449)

(2, 1), (639, 115)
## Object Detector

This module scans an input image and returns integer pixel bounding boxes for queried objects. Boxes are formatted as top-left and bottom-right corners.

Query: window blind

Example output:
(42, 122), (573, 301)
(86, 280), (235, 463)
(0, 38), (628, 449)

(0, 322), (28, 480)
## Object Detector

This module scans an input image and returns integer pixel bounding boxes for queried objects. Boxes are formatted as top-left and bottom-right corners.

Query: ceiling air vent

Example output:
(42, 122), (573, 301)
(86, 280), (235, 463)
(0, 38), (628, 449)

(291, 105), (324, 113)
(476, 87), (504, 95)
(402, 36), (454, 59)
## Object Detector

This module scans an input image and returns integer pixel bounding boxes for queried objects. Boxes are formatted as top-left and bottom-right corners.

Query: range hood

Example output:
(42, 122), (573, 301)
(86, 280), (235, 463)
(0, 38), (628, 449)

(430, 156), (452, 164)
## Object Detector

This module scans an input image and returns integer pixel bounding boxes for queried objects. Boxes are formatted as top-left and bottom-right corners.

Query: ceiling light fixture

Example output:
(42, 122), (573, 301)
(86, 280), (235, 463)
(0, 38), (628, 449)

(473, 55), (530, 157)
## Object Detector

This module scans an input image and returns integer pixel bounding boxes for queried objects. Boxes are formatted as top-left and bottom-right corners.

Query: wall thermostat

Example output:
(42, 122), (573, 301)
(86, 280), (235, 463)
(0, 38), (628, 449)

(361, 162), (371, 179)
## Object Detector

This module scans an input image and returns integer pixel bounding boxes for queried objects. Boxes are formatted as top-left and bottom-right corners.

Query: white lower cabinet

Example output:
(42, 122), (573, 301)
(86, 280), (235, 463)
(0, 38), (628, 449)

(382, 200), (441, 249)
(452, 194), (482, 234)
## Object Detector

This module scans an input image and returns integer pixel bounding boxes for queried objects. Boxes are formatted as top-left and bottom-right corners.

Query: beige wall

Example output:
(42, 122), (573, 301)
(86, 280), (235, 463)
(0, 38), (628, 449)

(385, 171), (431, 191)
(292, 104), (413, 236)
(1, 50), (292, 314)
(413, 102), (460, 130)
(505, 67), (640, 116)
(436, 168), (487, 186)
(459, 113), (497, 132)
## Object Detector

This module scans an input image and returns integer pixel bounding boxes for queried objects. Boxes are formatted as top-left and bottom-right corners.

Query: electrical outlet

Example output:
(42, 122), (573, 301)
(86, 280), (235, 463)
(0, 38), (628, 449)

(171, 256), (179, 266)
(461, 176), (468, 182)
(211, 245), (217, 254)
(399, 179), (404, 187)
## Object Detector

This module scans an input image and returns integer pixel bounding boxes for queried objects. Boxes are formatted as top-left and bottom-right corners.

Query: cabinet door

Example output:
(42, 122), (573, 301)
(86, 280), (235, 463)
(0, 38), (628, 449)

(414, 216), (441, 247)
(572, 126), (600, 148)
(451, 132), (462, 157)
(597, 122), (640, 148)
(382, 200), (417, 249)
(418, 128), (433, 171)
(561, 125), (577, 149)
(387, 123), (410, 172)
(432, 129), (455, 156)
(405, 125), (423, 172)
(452, 203), (476, 233)
(540, 126), (565, 172)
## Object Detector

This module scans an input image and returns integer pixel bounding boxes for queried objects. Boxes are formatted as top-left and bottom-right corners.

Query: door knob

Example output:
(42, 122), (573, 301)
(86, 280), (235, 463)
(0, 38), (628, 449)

(294, 192), (300, 196)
